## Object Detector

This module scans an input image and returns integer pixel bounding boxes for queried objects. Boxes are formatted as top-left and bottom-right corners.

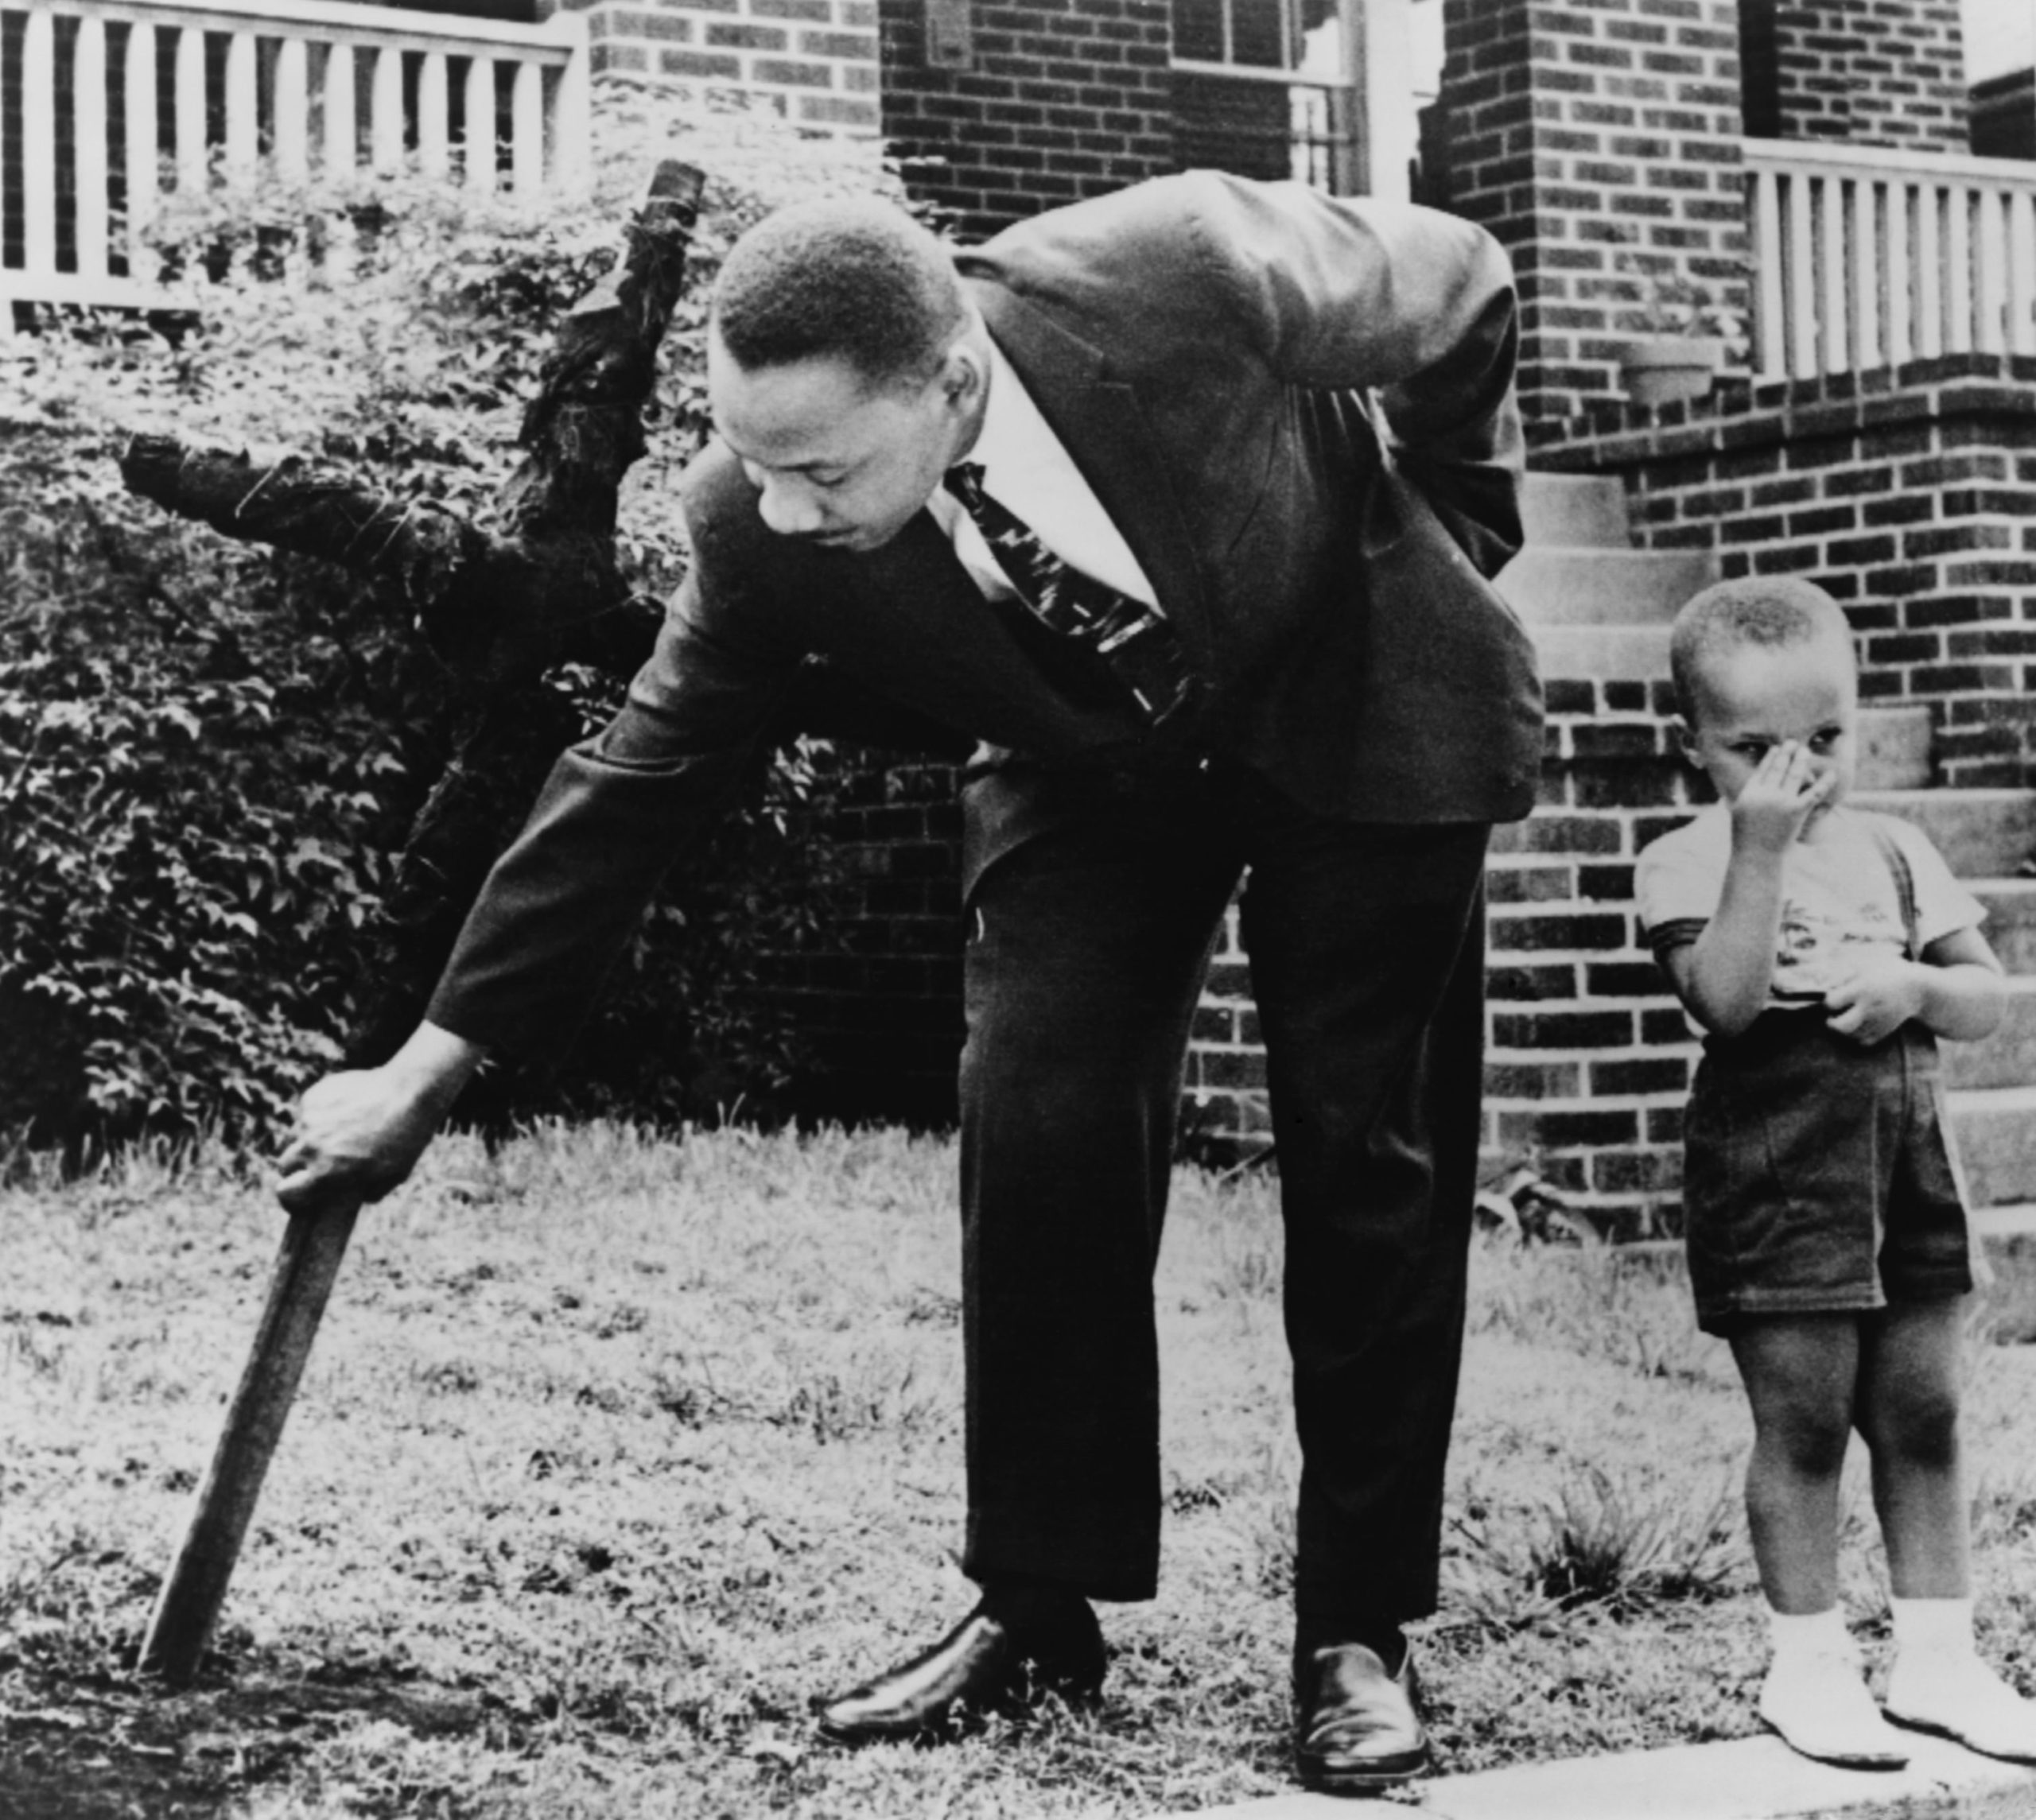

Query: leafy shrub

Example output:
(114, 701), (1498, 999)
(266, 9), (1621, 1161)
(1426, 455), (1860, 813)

(0, 92), (917, 1154)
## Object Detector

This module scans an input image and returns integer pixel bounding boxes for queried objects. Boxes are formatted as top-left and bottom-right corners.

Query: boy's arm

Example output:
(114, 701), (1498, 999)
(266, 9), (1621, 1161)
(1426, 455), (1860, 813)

(1661, 744), (1835, 1036)
(1823, 925), (2006, 1046)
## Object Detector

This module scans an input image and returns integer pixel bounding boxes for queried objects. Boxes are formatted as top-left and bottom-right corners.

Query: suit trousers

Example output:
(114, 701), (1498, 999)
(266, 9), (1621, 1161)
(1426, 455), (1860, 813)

(958, 755), (1490, 1634)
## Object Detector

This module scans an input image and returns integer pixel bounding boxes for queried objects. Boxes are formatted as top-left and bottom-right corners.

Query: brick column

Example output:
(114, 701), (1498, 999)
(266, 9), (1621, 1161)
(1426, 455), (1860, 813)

(1437, 0), (1749, 431)
(878, 0), (1175, 240)
(1768, 1), (1968, 151)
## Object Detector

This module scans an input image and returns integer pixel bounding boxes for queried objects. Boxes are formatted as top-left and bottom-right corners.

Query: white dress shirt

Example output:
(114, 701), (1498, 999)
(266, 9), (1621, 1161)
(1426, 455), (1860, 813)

(925, 336), (1162, 614)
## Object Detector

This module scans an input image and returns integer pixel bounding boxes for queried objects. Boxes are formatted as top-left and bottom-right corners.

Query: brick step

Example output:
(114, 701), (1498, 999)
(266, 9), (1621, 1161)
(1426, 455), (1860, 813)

(1943, 974), (2036, 1089)
(1851, 788), (2036, 878)
(1949, 1084), (2036, 1207)
(1855, 705), (1933, 791)
(1500, 545), (1721, 626)
(1969, 879), (2036, 972)
(1529, 623), (1672, 679)
(1520, 470), (1634, 549)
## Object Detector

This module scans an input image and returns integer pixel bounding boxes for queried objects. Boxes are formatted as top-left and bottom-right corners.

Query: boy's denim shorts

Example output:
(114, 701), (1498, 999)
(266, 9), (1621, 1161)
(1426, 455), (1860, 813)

(1682, 1010), (1976, 1335)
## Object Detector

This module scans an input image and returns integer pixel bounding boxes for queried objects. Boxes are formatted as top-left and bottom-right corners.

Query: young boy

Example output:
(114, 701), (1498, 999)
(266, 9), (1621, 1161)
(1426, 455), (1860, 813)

(1636, 576), (2036, 1770)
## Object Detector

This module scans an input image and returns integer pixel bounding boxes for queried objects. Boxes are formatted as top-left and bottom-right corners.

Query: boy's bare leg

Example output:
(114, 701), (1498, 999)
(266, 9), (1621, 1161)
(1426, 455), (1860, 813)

(1866, 1297), (2036, 1763)
(1728, 1314), (1859, 1612)
(1727, 1314), (1907, 1768)
(1855, 1297), (1969, 1598)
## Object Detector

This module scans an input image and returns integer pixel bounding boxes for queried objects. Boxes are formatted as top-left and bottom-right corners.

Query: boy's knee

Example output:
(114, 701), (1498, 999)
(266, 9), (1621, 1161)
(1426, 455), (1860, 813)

(1863, 1384), (1961, 1469)
(1757, 1403), (1853, 1479)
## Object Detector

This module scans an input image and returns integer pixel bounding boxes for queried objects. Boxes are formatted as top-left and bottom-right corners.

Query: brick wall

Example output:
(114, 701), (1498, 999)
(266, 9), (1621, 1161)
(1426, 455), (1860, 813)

(876, 0), (1175, 241)
(579, 0), (881, 132)
(1540, 355), (2036, 789)
(1769, 1), (1968, 152)
(1437, 0), (1750, 429)
(769, 751), (966, 1128)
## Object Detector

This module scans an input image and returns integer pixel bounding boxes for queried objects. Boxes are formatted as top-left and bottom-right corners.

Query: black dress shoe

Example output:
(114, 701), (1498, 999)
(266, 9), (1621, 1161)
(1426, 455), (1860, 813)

(1294, 1641), (1431, 1792)
(814, 1601), (1105, 1744)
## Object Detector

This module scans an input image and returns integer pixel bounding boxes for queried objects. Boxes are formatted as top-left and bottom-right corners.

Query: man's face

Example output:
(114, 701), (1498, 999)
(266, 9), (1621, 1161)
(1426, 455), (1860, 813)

(1678, 634), (1859, 836)
(708, 328), (977, 555)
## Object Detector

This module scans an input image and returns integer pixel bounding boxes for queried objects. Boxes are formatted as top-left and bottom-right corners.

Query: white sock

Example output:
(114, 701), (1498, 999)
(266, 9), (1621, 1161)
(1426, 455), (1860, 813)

(1889, 1593), (1976, 1667)
(1769, 1604), (1853, 1664)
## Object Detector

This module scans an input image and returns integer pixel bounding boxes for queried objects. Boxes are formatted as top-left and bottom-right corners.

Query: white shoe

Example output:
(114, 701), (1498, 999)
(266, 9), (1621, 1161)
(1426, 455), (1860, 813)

(1886, 1652), (2036, 1764)
(1758, 1653), (1910, 1769)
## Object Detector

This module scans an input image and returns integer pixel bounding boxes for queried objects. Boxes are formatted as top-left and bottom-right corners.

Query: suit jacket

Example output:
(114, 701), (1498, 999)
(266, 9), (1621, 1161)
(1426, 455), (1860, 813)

(427, 173), (1543, 1058)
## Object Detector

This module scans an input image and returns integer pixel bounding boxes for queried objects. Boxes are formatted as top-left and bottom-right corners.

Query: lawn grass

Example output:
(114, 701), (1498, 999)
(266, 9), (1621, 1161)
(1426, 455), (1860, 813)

(6, 1122), (2036, 1818)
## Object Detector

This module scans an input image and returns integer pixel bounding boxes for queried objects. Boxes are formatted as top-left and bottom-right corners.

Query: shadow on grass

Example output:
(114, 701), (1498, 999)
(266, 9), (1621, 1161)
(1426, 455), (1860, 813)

(1, 1628), (499, 1818)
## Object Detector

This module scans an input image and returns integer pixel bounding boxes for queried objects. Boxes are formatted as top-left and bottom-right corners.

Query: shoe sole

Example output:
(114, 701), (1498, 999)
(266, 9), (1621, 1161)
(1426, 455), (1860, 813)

(1296, 1750), (1429, 1792)
(1758, 1716), (1907, 1771)
(1884, 1709), (2036, 1765)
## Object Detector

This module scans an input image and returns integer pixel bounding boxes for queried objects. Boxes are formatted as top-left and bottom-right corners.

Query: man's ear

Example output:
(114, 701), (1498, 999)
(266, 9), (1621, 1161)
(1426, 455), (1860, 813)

(941, 341), (985, 411)
(1671, 716), (1700, 767)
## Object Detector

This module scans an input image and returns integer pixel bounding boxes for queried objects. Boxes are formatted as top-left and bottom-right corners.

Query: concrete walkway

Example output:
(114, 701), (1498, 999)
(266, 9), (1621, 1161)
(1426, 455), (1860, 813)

(1167, 1731), (2036, 1819)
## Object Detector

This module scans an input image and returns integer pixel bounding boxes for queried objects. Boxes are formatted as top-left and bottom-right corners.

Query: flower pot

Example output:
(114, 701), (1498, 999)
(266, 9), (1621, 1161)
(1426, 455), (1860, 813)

(1618, 335), (1726, 406)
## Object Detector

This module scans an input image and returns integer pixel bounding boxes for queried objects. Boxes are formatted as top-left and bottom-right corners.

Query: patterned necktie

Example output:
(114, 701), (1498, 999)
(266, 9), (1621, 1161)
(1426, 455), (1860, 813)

(943, 461), (1195, 729)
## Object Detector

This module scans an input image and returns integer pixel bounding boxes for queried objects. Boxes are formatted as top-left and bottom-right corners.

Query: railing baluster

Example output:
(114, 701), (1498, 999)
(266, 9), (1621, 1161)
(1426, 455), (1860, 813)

(1787, 168), (1818, 378)
(1751, 165), (1787, 381)
(464, 55), (497, 192)
(1946, 183), (1974, 354)
(175, 25), (208, 192)
(1818, 173), (1848, 377)
(2009, 189), (2036, 358)
(23, 8), (58, 280)
(274, 37), (310, 181)
(225, 29), (260, 184)
(1976, 185), (2008, 355)
(1884, 179), (1912, 368)
(370, 43), (403, 175)
(1850, 175), (1880, 374)
(418, 52), (450, 177)
(1915, 182), (1944, 359)
(554, 12), (590, 195)
(510, 58), (542, 193)
(125, 20), (160, 281)
(323, 40), (356, 177)
(76, 16), (111, 281)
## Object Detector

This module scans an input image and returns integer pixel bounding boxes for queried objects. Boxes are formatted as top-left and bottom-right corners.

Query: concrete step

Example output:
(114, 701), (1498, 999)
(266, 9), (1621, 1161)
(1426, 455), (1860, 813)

(1943, 974), (2036, 1089)
(1520, 471), (1634, 549)
(1171, 1729), (2035, 1819)
(1978, 1201), (2036, 1236)
(1855, 705), (1933, 791)
(1528, 623), (1673, 681)
(1500, 545), (1723, 626)
(1970, 880), (2036, 974)
(1851, 789), (2036, 879)
(1949, 1082), (2036, 1207)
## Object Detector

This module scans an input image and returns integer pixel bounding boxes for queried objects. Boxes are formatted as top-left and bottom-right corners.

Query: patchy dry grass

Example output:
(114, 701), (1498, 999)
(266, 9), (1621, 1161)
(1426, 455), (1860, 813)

(6, 1124), (2036, 1818)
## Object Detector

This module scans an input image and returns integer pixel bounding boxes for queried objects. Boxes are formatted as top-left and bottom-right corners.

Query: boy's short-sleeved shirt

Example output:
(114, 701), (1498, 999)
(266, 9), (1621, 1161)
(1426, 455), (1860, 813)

(1634, 805), (1985, 1007)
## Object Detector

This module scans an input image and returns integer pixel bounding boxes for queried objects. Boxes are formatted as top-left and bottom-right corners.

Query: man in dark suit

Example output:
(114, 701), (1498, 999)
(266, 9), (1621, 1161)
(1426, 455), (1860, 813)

(278, 173), (1541, 1791)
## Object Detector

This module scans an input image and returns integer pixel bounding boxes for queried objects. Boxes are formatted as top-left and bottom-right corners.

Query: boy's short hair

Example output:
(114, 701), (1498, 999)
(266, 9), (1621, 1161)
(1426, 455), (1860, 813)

(1669, 576), (1855, 720)
(710, 196), (966, 393)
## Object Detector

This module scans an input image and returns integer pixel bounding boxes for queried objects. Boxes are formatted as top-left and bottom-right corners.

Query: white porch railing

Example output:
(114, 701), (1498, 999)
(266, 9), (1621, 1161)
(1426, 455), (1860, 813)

(1743, 138), (2036, 383)
(1, 0), (590, 316)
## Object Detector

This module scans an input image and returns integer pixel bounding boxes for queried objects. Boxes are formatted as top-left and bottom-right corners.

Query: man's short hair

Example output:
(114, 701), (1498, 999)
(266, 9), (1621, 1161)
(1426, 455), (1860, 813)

(1669, 576), (1855, 720)
(710, 196), (966, 391)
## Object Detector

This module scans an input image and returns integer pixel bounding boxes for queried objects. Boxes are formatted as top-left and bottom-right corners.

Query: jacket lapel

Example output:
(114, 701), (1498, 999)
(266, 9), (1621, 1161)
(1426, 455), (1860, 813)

(967, 277), (1214, 663)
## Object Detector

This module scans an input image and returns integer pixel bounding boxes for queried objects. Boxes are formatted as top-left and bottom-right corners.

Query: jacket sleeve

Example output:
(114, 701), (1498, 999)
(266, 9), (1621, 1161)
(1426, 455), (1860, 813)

(1181, 176), (1526, 580)
(425, 464), (806, 1061)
